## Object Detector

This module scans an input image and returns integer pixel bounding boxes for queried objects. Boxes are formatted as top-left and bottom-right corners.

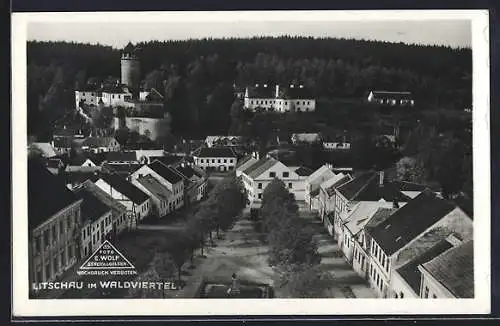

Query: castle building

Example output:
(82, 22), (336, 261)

(121, 42), (141, 89)
(243, 83), (316, 113)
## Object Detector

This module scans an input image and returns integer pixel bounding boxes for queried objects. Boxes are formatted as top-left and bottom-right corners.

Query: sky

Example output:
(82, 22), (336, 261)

(27, 19), (472, 49)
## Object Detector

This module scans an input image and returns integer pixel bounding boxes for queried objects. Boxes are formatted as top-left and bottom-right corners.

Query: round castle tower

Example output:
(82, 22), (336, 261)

(121, 42), (140, 89)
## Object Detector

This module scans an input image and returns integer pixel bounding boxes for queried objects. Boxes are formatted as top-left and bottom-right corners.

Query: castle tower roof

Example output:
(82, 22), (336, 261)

(123, 42), (135, 53)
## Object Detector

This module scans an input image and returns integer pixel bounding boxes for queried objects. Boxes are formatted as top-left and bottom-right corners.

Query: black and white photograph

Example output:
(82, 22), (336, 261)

(12, 10), (490, 316)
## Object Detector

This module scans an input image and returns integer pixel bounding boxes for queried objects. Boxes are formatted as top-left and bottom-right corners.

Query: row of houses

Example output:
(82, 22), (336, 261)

(302, 166), (473, 299)
(28, 154), (208, 289)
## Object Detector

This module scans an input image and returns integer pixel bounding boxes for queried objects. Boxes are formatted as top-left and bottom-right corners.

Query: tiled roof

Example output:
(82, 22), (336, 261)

(136, 175), (172, 201)
(336, 171), (378, 199)
(344, 202), (395, 235)
(83, 137), (119, 148)
(235, 155), (257, 169)
(370, 91), (413, 100)
(98, 173), (149, 205)
(195, 147), (236, 158)
(292, 133), (321, 143)
(306, 165), (337, 188)
(396, 240), (454, 295)
(73, 186), (111, 223)
(421, 240), (474, 298)
(81, 180), (127, 219)
(175, 165), (201, 180)
(149, 161), (183, 184)
(243, 157), (278, 179)
(149, 154), (184, 167)
(323, 174), (353, 197)
(28, 160), (81, 230)
(368, 191), (456, 256)
(105, 151), (137, 162)
(102, 162), (143, 175)
(279, 85), (314, 99)
(246, 84), (276, 98)
(364, 207), (398, 230)
(295, 166), (314, 176)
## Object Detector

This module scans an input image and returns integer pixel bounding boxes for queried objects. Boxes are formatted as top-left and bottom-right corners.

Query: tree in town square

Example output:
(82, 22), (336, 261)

(184, 215), (203, 264)
(127, 268), (163, 298)
(395, 156), (427, 183)
(128, 252), (176, 298)
(261, 178), (290, 208)
(278, 264), (335, 298)
(167, 233), (193, 288)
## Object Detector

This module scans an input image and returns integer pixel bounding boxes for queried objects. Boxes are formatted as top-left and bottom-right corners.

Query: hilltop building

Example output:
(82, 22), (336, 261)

(243, 83), (316, 112)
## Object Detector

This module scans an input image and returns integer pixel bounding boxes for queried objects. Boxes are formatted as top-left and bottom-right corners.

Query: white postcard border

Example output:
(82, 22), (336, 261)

(11, 10), (491, 317)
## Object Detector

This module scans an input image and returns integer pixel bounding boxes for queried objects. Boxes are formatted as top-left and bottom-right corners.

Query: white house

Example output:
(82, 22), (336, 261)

(342, 201), (400, 265)
(73, 186), (113, 258)
(81, 137), (121, 153)
(94, 173), (152, 227)
(417, 240), (473, 298)
(175, 163), (208, 203)
(193, 147), (237, 172)
(244, 84), (316, 113)
(235, 154), (259, 178)
(131, 160), (184, 212)
(366, 191), (473, 298)
(135, 150), (165, 164)
(131, 174), (173, 218)
(29, 142), (58, 158)
(304, 164), (337, 211)
(291, 133), (321, 145)
(239, 156), (306, 205)
(367, 91), (415, 107)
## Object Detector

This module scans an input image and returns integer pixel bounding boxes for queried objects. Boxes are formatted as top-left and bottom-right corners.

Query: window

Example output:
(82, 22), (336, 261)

(52, 225), (57, 241)
(200, 159), (204, 163)
(400, 292), (404, 298)
(258, 193), (262, 199)
(269, 172), (276, 178)
(288, 183), (292, 189)
(43, 230), (49, 247)
(258, 183), (262, 189)
(432, 294), (437, 299)
(60, 220), (64, 234)
(34, 236), (40, 253)
(424, 286), (429, 298)
(212, 159), (215, 163)
(283, 172), (289, 178)
(45, 263), (50, 280)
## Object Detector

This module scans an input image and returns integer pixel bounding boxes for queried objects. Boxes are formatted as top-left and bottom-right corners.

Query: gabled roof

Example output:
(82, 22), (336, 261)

(235, 155), (258, 170)
(105, 151), (137, 162)
(52, 137), (74, 148)
(123, 42), (135, 53)
(98, 173), (149, 205)
(321, 173), (353, 197)
(83, 137), (119, 148)
(28, 160), (81, 230)
(149, 154), (184, 167)
(149, 161), (183, 184)
(392, 181), (430, 192)
(242, 157), (281, 179)
(294, 166), (314, 177)
(136, 175), (172, 201)
(73, 186), (111, 223)
(396, 239), (454, 295)
(336, 171), (378, 199)
(81, 180), (127, 218)
(365, 207), (398, 230)
(344, 202), (396, 235)
(336, 172), (410, 202)
(102, 162), (143, 175)
(306, 165), (336, 186)
(175, 165), (202, 180)
(246, 84), (276, 98)
(279, 85), (314, 99)
(195, 147), (236, 158)
(369, 91), (413, 100)
(420, 240), (474, 298)
(368, 191), (457, 256)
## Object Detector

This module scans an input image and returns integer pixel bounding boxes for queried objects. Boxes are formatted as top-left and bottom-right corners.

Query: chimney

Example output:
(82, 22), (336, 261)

(275, 85), (280, 98)
(263, 84), (268, 88)
(392, 199), (400, 209)
(379, 171), (385, 186)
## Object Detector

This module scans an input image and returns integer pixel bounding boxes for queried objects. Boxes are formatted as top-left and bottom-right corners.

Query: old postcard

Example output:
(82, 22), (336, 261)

(11, 10), (490, 317)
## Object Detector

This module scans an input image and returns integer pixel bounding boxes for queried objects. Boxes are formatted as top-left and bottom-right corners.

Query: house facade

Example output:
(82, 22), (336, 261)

(244, 84), (316, 113)
(131, 174), (173, 217)
(28, 162), (83, 289)
(81, 137), (121, 153)
(367, 91), (415, 107)
(304, 164), (337, 211)
(240, 157), (306, 205)
(366, 192), (473, 298)
(94, 174), (151, 227)
(193, 147), (237, 172)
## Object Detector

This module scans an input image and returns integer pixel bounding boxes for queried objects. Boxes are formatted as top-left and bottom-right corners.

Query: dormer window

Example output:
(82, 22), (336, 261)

(269, 172), (276, 178)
